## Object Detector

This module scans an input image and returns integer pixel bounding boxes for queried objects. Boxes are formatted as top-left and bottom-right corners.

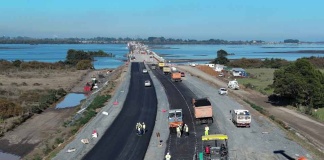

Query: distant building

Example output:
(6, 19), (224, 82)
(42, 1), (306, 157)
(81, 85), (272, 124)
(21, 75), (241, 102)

(231, 68), (247, 77)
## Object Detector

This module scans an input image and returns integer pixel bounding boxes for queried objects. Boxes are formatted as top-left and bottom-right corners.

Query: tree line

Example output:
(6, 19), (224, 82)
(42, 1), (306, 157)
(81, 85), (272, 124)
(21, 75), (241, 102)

(211, 49), (324, 113)
(0, 49), (114, 71)
(0, 36), (266, 44)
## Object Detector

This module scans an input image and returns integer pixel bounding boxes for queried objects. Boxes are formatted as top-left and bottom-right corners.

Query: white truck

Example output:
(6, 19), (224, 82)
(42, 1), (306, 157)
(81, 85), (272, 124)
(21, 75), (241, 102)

(228, 79), (239, 90)
(230, 109), (251, 127)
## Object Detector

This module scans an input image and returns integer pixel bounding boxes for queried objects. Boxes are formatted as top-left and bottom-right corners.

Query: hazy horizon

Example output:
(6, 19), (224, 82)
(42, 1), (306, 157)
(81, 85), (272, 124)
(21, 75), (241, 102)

(1, 0), (324, 41)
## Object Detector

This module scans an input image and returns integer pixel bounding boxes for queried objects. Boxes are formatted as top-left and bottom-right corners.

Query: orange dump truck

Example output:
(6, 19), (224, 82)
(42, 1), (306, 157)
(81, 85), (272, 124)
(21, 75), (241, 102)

(192, 98), (213, 124)
(171, 72), (182, 82)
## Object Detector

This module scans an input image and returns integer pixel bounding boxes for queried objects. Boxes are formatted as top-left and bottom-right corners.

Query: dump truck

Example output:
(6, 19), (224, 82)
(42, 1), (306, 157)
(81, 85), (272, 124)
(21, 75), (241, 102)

(171, 72), (182, 82)
(163, 66), (171, 75)
(158, 62), (165, 69)
(192, 98), (213, 124)
(168, 109), (183, 133)
(228, 79), (239, 90)
(230, 109), (251, 127)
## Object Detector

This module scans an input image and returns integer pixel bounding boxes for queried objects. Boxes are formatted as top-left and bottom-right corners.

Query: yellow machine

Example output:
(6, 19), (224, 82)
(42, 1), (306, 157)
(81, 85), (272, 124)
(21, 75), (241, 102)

(158, 62), (165, 69)
(197, 134), (229, 160)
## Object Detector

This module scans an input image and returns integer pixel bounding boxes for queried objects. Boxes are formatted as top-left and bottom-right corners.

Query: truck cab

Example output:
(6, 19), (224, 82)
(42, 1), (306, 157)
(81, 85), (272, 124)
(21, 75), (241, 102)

(168, 109), (183, 133)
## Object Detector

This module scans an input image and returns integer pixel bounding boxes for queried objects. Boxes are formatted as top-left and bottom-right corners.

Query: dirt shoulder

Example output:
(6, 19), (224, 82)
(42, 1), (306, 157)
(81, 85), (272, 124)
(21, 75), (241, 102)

(178, 65), (324, 152)
(0, 66), (125, 158)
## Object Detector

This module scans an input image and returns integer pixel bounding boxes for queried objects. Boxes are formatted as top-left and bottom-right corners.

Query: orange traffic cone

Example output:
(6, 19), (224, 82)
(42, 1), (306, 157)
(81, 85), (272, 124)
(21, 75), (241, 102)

(113, 99), (119, 105)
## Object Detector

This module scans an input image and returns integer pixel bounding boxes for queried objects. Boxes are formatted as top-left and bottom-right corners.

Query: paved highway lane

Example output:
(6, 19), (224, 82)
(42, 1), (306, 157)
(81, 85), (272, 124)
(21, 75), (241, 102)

(152, 67), (211, 159)
(83, 62), (157, 160)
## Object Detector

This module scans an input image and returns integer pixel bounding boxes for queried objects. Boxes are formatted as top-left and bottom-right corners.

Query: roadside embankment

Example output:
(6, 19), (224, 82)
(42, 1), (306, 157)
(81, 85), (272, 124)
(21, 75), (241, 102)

(53, 64), (131, 160)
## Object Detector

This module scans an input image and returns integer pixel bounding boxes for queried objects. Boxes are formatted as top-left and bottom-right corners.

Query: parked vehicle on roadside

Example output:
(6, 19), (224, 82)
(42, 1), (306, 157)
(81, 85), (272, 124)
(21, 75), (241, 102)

(228, 79), (239, 90)
(142, 69), (148, 73)
(218, 88), (228, 95)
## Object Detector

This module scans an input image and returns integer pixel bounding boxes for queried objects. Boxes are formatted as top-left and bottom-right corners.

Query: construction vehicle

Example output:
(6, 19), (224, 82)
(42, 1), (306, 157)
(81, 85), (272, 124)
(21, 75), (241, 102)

(168, 109), (183, 133)
(230, 109), (251, 127)
(158, 62), (165, 69)
(151, 64), (156, 70)
(163, 66), (171, 75)
(192, 98), (213, 124)
(228, 79), (239, 90)
(171, 71), (182, 82)
(196, 134), (229, 160)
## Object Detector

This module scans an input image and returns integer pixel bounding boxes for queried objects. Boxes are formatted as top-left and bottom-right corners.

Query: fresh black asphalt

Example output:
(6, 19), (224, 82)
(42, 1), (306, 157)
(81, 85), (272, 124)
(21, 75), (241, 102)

(152, 67), (208, 160)
(83, 62), (157, 160)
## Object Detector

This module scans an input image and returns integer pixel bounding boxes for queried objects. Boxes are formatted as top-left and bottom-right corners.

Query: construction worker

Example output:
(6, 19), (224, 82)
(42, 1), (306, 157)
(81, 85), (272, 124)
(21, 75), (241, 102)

(142, 122), (146, 134)
(176, 125), (181, 138)
(165, 152), (171, 160)
(137, 126), (142, 135)
(184, 124), (189, 136)
(136, 123), (139, 130)
(205, 125), (209, 136)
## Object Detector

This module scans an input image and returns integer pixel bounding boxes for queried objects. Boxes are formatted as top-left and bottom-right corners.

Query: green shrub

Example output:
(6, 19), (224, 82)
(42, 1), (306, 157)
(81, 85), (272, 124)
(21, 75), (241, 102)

(76, 60), (92, 70)
(55, 138), (64, 144)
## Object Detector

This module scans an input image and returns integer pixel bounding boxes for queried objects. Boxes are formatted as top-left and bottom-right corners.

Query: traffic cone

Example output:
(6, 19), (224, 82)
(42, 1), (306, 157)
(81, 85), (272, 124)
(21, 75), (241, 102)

(113, 99), (119, 105)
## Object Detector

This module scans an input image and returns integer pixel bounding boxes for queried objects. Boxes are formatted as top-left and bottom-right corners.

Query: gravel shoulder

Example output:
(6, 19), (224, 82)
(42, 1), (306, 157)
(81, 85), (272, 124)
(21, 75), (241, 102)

(178, 66), (324, 152)
(181, 70), (313, 160)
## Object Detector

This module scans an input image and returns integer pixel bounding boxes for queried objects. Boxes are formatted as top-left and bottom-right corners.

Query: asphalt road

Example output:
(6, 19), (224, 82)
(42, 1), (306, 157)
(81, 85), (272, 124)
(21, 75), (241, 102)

(152, 67), (211, 160)
(83, 62), (157, 160)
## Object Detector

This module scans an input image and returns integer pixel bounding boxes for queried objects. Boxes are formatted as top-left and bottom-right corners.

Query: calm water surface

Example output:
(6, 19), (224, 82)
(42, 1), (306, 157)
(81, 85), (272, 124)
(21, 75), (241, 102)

(1, 44), (324, 69)
(151, 44), (324, 61)
(0, 151), (20, 160)
(0, 44), (128, 69)
(55, 93), (87, 109)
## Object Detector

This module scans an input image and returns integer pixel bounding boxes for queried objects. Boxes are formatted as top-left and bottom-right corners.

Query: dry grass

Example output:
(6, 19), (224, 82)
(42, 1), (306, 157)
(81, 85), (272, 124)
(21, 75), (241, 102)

(196, 65), (220, 77)
(0, 69), (88, 93)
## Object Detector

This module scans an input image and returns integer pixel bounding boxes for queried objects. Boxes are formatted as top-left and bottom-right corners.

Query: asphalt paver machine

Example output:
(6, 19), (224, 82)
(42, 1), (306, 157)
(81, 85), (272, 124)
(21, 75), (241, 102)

(197, 134), (229, 160)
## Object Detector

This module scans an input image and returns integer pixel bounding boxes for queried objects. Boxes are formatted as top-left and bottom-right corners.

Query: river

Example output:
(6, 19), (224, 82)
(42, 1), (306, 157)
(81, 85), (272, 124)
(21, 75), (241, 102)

(1, 43), (324, 69)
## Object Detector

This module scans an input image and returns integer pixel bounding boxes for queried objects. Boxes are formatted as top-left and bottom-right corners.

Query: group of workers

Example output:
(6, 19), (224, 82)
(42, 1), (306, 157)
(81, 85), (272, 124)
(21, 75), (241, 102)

(176, 124), (189, 138)
(135, 122), (146, 135)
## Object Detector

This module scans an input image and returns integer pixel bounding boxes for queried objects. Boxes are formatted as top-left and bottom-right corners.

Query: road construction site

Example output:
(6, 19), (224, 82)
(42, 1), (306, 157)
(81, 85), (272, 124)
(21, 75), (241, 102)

(54, 42), (316, 160)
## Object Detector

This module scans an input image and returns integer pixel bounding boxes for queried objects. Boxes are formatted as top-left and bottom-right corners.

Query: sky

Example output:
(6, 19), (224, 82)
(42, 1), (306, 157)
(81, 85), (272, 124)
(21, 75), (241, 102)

(1, 0), (324, 41)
